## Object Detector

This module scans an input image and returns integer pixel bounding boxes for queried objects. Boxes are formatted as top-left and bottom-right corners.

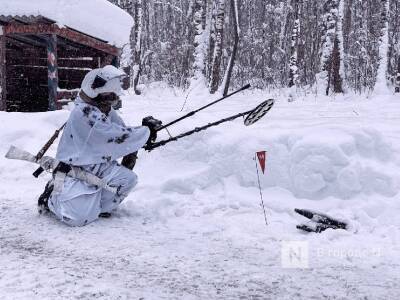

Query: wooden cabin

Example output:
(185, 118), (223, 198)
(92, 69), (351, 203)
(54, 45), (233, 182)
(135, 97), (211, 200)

(0, 15), (121, 112)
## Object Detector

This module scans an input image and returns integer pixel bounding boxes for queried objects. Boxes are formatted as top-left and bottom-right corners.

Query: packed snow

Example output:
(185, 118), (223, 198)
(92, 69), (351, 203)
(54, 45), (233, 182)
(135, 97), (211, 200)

(0, 0), (133, 47)
(0, 87), (400, 299)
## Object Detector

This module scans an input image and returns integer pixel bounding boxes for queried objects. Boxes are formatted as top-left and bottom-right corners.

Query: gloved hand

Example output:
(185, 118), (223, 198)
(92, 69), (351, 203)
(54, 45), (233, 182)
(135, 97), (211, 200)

(121, 151), (138, 170)
(142, 116), (162, 142)
(143, 142), (156, 151)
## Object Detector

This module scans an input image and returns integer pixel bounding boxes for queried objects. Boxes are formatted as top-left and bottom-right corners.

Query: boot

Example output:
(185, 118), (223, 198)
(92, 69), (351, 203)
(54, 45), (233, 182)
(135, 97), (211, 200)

(38, 181), (54, 214)
(99, 212), (112, 218)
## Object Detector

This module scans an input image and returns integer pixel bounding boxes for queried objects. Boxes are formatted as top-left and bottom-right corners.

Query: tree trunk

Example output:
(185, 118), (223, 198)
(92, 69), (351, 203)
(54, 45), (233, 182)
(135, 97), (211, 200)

(288, 0), (300, 88)
(190, 0), (207, 89)
(130, 0), (143, 95)
(319, 0), (343, 95)
(0, 26), (6, 111)
(47, 34), (58, 111)
(209, 0), (225, 94)
(374, 0), (390, 94)
(223, 0), (240, 96)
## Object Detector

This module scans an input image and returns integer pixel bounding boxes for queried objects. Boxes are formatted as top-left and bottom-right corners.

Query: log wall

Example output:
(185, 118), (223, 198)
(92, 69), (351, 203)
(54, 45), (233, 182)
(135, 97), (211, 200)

(4, 33), (118, 111)
(0, 26), (6, 111)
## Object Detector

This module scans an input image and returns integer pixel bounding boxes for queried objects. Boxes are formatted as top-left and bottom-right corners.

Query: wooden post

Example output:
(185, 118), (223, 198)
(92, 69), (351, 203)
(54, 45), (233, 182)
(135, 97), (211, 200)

(46, 34), (58, 111)
(0, 26), (6, 111)
(396, 60), (400, 93)
(100, 54), (114, 67)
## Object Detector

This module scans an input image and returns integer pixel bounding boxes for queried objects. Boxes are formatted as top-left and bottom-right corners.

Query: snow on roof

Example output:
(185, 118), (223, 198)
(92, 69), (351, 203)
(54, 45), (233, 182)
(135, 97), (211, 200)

(0, 0), (133, 47)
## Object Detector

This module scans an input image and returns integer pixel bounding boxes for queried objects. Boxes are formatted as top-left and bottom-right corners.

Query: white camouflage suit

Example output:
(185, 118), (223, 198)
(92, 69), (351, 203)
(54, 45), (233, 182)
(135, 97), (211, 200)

(48, 97), (149, 227)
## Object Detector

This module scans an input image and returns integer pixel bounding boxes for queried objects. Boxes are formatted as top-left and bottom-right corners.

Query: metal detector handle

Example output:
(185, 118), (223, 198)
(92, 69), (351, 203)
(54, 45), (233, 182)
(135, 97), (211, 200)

(147, 109), (252, 151)
(148, 98), (274, 151)
(157, 84), (251, 131)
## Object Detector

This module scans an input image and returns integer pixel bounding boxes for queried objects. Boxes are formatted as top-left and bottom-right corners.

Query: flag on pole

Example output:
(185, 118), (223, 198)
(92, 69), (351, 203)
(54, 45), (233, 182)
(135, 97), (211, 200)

(256, 151), (267, 174)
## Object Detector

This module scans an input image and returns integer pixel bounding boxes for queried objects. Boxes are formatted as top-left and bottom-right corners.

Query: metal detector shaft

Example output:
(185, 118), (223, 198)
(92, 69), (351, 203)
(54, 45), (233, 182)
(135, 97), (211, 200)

(149, 109), (253, 150)
(157, 84), (250, 131)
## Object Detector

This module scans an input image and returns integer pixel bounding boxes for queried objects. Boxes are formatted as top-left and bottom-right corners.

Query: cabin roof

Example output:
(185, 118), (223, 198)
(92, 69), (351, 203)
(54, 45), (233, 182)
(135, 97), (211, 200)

(0, 0), (133, 48)
(1, 15), (120, 56)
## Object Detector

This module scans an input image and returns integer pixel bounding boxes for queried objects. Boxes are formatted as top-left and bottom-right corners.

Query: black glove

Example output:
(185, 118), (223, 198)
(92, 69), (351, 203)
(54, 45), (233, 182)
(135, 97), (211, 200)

(121, 152), (138, 170)
(142, 116), (162, 143)
(143, 142), (156, 151)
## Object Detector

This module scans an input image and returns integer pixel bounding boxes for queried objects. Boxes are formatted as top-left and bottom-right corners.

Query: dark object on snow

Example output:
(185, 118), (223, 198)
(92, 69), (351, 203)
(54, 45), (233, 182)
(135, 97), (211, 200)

(98, 212), (112, 218)
(295, 208), (347, 233)
(33, 122), (67, 178)
(146, 99), (275, 151)
(38, 181), (54, 214)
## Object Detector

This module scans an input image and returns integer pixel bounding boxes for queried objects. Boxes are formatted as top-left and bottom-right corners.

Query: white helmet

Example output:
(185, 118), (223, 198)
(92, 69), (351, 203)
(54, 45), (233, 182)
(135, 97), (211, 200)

(81, 65), (126, 99)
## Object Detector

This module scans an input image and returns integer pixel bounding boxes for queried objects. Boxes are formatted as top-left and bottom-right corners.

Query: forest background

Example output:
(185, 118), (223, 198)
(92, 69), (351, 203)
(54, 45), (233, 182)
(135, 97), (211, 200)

(109, 0), (400, 97)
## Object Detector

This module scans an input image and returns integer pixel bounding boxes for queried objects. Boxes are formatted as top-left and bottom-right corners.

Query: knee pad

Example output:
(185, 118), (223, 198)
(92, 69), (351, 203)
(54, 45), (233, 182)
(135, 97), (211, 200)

(117, 171), (138, 199)
(125, 171), (138, 190)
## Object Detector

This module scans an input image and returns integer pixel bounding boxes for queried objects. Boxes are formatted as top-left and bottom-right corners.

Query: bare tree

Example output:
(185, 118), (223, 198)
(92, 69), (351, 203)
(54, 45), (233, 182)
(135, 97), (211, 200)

(209, 0), (226, 93)
(190, 0), (208, 89)
(129, 0), (143, 94)
(318, 0), (343, 95)
(222, 0), (240, 96)
(288, 0), (300, 88)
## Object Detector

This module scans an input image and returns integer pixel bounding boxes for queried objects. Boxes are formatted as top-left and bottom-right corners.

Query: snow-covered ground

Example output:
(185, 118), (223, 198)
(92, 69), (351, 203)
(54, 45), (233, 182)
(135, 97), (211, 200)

(1, 88), (399, 299)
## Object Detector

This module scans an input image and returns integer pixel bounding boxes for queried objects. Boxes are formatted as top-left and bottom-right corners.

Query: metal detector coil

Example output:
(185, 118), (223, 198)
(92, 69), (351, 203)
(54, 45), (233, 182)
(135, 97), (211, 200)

(244, 99), (274, 126)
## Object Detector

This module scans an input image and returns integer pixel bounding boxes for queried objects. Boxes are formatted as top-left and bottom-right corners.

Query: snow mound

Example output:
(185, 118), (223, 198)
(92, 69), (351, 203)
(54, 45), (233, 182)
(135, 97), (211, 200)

(0, 0), (133, 47)
(158, 126), (399, 201)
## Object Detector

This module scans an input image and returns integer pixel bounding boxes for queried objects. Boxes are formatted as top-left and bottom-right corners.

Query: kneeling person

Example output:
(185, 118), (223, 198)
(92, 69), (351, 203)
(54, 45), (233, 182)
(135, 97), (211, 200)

(45, 66), (155, 226)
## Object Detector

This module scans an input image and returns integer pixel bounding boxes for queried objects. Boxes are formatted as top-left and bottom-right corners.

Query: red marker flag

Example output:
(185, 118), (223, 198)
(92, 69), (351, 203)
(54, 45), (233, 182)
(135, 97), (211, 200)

(256, 151), (267, 174)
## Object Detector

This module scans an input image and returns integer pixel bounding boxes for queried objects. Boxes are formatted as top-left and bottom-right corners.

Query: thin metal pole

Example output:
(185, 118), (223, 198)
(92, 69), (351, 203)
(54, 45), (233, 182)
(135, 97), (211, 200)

(157, 84), (250, 131)
(254, 154), (268, 226)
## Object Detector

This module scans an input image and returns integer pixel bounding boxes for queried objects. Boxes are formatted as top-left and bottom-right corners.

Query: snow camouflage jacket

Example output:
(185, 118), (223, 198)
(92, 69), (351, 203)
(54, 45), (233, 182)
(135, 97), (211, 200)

(56, 97), (150, 166)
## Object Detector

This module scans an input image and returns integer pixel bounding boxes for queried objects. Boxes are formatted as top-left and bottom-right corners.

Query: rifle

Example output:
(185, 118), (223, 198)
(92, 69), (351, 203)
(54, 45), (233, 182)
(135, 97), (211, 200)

(32, 122), (67, 178)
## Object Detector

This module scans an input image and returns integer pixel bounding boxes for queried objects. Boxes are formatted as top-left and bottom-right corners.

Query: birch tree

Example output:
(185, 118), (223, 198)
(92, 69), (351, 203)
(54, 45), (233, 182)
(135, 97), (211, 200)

(288, 0), (300, 89)
(318, 0), (343, 95)
(222, 0), (240, 96)
(190, 0), (208, 90)
(374, 0), (390, 94)
(130, 0), (143, 94)
(388, 0), (400, 92)
(209, 0), (226, 93)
